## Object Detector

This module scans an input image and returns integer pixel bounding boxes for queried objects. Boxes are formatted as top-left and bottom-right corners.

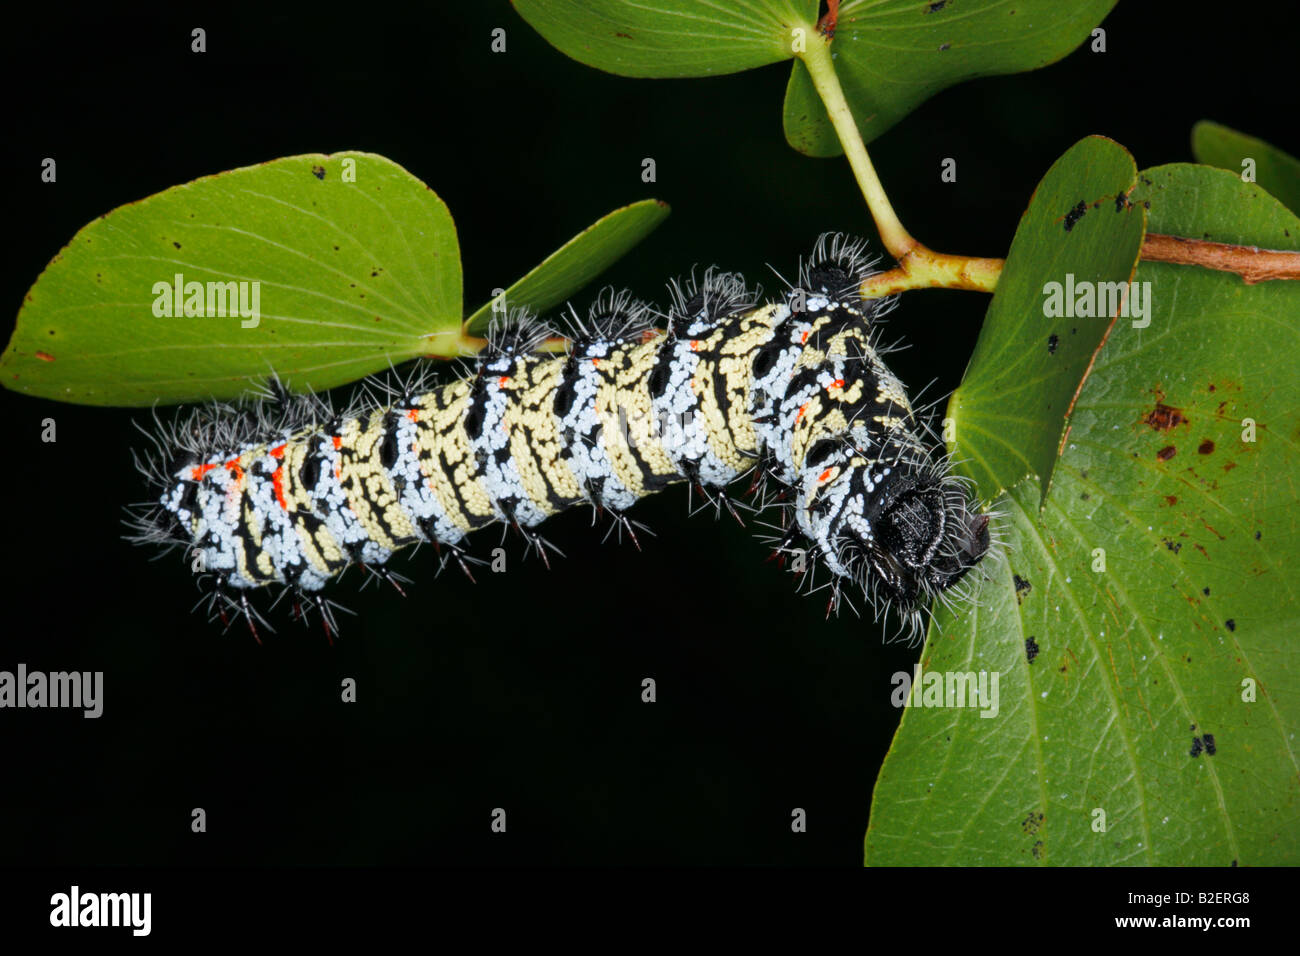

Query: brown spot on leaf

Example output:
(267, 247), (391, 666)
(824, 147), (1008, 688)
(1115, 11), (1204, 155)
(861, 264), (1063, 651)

(1144, 402), (1187, 431)
(1198, 439), (1215, 455)
(1156, 446), (1177, 462)
(1200, 518), (1226, 540)
(34, 351), (54, 362)
(311, 165), (326, 180)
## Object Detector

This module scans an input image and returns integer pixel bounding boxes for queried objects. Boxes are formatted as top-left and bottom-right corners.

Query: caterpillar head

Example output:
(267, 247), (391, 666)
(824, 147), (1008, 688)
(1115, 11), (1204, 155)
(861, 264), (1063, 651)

(800, 455), (990, 613)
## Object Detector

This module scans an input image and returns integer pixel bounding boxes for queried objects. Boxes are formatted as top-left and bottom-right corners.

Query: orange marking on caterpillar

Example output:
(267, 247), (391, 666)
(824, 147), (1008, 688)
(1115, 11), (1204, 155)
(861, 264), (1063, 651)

(827, 379), (844, 392)
(191, 463), (217, 480)
(497, 376), (510, 388)
(332, 436), (342, 450)
(406, 409), (419, 422)
(271, 465), (287, 509)
(800, 330), (810, 344)
(591, 357), (601, 369)
(269, 444), (286, 459)
(795, 402), (809, 423)
(690, 340), (702, 351)
(818, 469), (832, 484)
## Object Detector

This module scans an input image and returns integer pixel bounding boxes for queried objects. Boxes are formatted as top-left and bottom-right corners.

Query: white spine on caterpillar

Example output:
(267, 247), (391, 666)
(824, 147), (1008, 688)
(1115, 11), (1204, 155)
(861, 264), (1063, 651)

(129, 234), (993, 638)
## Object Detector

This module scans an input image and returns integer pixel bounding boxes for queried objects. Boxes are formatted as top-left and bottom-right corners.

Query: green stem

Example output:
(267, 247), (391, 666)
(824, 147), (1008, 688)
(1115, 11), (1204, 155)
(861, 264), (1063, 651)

(798, 32), (1003, 297)
(799, 33), (914, 258)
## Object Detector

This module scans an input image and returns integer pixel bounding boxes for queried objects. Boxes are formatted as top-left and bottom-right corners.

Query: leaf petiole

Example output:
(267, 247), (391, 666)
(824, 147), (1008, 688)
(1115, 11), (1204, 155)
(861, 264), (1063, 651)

(797, 29), (1004, 299)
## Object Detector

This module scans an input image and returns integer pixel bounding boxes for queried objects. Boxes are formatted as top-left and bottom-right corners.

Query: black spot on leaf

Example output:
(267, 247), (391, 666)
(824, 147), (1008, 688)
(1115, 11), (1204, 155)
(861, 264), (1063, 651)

(1064, 200), (1087, 232)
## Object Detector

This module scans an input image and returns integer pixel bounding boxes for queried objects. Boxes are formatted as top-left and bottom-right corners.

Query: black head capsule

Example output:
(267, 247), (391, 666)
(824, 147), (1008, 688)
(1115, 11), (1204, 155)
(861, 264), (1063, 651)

(803, 461), (991, 611)
(872, 479), (990, 605)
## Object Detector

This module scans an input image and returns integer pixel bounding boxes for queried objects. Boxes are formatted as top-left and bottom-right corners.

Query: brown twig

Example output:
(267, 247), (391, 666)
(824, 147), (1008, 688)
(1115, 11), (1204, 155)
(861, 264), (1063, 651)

(858, 233), (1300, 300)
(1141, 234), (1300, 284)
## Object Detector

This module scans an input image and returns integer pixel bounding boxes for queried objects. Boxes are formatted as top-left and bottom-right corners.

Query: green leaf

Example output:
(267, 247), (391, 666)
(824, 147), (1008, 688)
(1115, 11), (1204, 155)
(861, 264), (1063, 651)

(781, 58), (840, 158)
(511, 0), (817, 78)
(514, 0), (1115, 155)
(785, 0), (1118, 155)
(1192, 120), (1300, 218)
(464, 199), (670, 336)
(866, 162), (1300, 865)
(949, 135), (1146, 505)
(3, 152), (464, 407)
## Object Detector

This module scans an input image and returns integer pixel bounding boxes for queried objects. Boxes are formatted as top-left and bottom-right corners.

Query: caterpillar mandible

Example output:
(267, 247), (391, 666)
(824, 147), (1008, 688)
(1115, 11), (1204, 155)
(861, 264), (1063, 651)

(129, 234), (992, 640)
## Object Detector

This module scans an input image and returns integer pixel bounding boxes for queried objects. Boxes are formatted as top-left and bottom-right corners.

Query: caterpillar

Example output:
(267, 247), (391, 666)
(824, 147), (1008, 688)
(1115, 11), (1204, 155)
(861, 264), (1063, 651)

(129, 234), (992, 641)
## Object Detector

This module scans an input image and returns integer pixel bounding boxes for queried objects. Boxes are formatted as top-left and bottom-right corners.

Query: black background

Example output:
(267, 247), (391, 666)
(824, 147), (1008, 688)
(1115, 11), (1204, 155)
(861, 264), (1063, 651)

(1, 2), (1295, 867)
